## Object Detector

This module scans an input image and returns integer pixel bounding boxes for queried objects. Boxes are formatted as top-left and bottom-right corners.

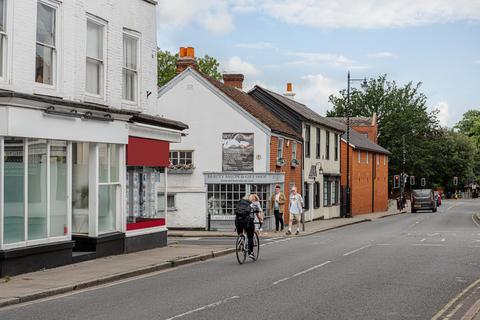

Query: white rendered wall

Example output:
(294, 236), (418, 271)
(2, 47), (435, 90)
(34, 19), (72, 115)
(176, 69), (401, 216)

(0, 0), (157, 112)
(157, 73), (270, 229)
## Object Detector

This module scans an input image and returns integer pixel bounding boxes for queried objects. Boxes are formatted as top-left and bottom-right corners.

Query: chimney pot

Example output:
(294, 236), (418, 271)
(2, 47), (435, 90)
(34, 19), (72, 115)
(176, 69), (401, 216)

(284, 82), (296, 99)
(176, 46), (198, 74)
(186, 47), (195, 58)
(223, 73), (244, 90)
(286, 83), (293, 92)
(179, 47), (187, 57)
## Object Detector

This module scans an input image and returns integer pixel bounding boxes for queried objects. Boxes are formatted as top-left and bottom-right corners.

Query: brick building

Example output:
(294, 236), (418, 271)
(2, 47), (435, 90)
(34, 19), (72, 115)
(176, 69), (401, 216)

(332, 117), (391, 215)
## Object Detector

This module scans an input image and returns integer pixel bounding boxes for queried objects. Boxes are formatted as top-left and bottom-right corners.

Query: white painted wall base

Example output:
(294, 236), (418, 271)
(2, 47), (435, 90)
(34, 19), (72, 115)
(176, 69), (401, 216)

(167, 193), (206, 229)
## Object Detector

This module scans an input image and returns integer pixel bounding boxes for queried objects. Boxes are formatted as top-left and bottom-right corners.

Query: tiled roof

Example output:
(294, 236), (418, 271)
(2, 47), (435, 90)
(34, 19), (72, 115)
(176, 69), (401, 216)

(340, 129), (391, 155)
(329, 117), (374, 127)
(252, 86), (345, 132)
(199, 73), (302, 140)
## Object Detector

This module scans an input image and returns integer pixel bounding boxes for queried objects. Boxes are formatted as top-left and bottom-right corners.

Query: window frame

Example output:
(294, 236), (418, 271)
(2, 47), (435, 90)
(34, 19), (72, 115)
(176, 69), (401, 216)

(85, 15), (106, 99)
(334, 134), (339, 161)
(291, 141), (297, 161)
(35, 0), (59, 89)
(305, 125), (311, 158)
(0, 0), (7, 81)
(316, 128), (321, 159)
(169, 150), (193, 166)
(325, 131), (330, 160)
(277, 138), (284, 160)
(358, 150), (361, 163)
(122, 30), (140, 105)
(314, 181), (320, 209)
(366, 151), (369, 164)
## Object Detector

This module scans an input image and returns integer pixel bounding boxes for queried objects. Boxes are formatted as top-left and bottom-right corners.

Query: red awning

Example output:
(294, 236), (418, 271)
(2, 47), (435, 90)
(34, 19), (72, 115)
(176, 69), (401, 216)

(126, 136), (170, 167)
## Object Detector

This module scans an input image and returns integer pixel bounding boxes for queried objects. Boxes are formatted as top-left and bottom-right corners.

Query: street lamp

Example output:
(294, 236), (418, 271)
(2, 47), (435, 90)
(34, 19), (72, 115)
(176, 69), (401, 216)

(345, 71), (368, 218)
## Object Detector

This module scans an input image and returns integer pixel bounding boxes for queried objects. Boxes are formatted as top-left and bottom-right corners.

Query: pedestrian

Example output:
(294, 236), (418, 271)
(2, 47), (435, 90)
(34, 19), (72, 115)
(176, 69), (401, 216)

(286, 186), (303, 235)
(270, 185), (285, 232)
(250, 194), (264, 232)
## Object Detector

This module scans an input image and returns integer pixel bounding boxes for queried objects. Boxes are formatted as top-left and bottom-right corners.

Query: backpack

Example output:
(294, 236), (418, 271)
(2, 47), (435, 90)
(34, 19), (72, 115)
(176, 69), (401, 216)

(236, 199), (252, 218)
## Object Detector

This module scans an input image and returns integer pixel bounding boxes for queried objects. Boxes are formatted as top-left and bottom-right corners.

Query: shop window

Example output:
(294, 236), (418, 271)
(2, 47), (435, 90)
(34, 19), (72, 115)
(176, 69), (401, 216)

(207, 184), (247, 216)
(4, 137), (25, 244)
(169, 150), (193, 166)
(72, 143), (89, 234)
(86, 18), (105, 96)
(314, 181), (320, 209)
(126, 167), (165, 231)
(98, 144), (120, 233)
(27, 139), (48, 240)
(50, 141), (68, 237)
(122, 32), (138, 102)
(0, 0), (6, 78)
(36, 2), (56, 85)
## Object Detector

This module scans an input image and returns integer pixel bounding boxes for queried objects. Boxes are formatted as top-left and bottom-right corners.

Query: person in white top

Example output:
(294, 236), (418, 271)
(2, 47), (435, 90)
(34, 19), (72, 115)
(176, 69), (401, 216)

(286, 186), (303, 235)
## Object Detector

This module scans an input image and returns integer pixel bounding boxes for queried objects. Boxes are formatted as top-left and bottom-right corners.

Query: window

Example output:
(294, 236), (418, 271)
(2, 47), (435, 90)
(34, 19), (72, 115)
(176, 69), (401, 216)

(314, 181), (320, 209)
(122, 33), (138, 102)
(36, 2), (56, 85)
(316, 128), (320, 158)
(303, 182), (310, 210)
(325, 131), (330, 160)
(207, 184), (247, 215)
(376, 154), (380, 165)
(50, 141), (68, 237)
(158, 194), (176, 211)
(72, 143), (89, 234)
(98, 144), (120, 233)
(277, 138), (284, 160)
(169, 151), (193, 166)
(86, 19), (104, 96)
(305, 125), (311, 158)
(291, 141), (297, 160)
(28, 139), (48, 240)
(323, 178), (330, 207)
(366, 151), (369, 164)
(358, 150), (361, 163)
(334, 134), (339, 161)
(0, 0), (7, 78)
(331, 180), (337, 205)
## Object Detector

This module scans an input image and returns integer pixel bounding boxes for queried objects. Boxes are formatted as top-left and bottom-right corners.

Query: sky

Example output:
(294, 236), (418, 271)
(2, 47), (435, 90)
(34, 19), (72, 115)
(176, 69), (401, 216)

(156, 0), (480, 127)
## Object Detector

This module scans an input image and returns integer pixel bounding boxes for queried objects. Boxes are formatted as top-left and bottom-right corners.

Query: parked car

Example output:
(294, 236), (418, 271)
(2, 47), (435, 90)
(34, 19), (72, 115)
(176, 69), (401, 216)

(434, 191), (442, 206)
(411, 189), (437, 213)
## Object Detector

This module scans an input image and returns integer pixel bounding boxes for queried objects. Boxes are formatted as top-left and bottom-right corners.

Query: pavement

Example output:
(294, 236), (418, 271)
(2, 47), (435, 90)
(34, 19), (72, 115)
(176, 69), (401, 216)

(1, 199), (479, 320)
(0, 206), (403, 309)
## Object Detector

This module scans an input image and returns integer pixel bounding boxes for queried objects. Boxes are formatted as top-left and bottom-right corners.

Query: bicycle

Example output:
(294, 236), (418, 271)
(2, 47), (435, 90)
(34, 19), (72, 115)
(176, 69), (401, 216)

(235, 222), (260, 265)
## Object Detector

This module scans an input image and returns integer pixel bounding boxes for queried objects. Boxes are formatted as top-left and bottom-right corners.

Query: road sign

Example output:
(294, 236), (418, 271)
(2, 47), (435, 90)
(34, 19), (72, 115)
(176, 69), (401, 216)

(421, 178), (426, 187)
(410, 176), (415, 186)
(453, 176), (458, 186)
(394, 175), (400, 188)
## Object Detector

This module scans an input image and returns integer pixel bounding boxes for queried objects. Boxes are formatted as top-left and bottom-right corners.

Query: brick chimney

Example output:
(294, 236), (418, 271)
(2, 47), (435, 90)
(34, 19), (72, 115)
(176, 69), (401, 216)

(284, 83), (296, 99)
(223, 73), (244, 90)
(176, 46), (197, 74)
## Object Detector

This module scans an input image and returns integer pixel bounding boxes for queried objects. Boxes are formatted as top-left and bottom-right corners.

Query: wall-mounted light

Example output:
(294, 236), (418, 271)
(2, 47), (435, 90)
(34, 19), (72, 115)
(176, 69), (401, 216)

(44, 106), (83, 119)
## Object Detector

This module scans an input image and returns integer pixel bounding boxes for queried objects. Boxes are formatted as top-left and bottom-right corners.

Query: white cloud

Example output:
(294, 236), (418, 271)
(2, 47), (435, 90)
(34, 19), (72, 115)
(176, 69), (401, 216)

(288, 52), (368, 70)
(156, 0), (234, 34)
(260, 0), (480, 29)
(294, 74), (340, 116)
(368, 52), (395, 58)
(223, 56), (261, 77)
(433, 101), (452, 127)
(235, 42), (275, 49)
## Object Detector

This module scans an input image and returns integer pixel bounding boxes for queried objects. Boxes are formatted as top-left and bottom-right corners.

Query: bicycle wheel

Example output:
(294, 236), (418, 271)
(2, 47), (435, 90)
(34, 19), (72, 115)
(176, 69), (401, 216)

(236, 234), (247, 264)
(252, 232), (260, 261)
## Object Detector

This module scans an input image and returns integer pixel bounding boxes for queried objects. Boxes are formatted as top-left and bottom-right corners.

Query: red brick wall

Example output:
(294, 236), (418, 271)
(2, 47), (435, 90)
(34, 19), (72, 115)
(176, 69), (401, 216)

(352, 125), (378, 143)
(270, 136), (303, 223)
(340, 141), (389, 216)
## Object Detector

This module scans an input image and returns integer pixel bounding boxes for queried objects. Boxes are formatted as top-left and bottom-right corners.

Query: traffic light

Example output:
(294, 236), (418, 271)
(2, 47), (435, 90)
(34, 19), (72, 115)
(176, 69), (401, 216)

(453, 176), (458, 186)
(394, 175), (400, 188)
(421, 178), (426, 187)
(410, 176), (415, 186)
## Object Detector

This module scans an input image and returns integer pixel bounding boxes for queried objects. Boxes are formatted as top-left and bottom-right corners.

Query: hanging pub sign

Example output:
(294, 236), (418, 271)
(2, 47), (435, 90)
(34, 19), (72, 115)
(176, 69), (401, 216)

(222, 133), (254, 172)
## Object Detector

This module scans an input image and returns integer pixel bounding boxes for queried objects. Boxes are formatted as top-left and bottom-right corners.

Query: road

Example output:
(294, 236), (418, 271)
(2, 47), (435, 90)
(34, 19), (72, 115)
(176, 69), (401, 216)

(1, 199), (480, 320)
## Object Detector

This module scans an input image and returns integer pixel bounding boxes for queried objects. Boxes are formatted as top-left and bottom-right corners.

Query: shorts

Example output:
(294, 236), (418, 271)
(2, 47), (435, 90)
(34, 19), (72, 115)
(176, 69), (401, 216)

(289, 213), (301, 224)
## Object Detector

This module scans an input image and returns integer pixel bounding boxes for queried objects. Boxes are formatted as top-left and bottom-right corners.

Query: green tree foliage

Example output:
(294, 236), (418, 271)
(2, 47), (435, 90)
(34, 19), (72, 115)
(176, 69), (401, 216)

(157, 49), (222, 87)
(327, 75), (441, 188)
(455, 110), (480, 183)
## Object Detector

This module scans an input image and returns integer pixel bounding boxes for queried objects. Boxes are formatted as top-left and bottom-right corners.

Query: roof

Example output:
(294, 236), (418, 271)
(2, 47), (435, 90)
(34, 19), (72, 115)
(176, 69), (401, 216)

(130, 113), (189, 131)
(329, 117), (374, 127)
(197, 73), (302, 141)
(251, 86), (345, 132)
(341, 129), (391, 155)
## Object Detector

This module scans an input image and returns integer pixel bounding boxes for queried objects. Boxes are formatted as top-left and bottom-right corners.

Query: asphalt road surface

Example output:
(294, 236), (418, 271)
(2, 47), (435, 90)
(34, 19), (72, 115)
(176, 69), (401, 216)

(2, 199), (480, 320)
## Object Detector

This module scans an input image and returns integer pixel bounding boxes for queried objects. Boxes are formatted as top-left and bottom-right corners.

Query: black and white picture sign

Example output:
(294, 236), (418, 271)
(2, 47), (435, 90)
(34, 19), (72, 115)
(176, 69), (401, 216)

(222, 133), (254, 172)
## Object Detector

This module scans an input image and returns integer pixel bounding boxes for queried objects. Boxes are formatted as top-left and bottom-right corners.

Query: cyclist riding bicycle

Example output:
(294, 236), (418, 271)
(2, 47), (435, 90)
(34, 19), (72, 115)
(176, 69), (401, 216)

(235, 194), (263, 259)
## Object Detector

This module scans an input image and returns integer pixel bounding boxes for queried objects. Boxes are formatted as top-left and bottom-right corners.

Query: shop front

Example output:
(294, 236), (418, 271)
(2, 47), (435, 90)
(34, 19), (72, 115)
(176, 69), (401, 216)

(204, 172), (284, 231)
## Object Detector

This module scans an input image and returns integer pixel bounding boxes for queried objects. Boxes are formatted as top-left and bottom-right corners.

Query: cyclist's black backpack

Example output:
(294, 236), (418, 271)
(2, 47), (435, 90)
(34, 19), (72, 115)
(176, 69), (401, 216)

(236, 199), (252, 218)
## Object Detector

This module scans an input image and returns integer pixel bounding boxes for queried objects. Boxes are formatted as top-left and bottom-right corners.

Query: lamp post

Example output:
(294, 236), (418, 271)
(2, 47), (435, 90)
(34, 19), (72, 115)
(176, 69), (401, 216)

(345, 71), (368, 218)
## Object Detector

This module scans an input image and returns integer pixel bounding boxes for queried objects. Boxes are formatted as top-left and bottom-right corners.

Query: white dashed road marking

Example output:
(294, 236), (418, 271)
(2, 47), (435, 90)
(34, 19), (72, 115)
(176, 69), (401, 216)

(164, 296), (240, 320)
(343, 244), (372, 256)
(273, 261), (332, 286)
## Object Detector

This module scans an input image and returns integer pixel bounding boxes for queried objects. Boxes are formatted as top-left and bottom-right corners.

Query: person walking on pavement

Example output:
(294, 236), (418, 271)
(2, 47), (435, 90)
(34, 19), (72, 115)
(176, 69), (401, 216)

(270, 185), (285, 232)
(286, 186), (303, 235)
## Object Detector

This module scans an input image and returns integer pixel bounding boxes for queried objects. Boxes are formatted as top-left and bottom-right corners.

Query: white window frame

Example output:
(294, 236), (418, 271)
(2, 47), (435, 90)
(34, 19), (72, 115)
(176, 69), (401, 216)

(157, 193), (176, 212)
(35, 0), (60, 90)
(377, 154), (380, 165)
(122, 30), (140, 106)
(325, 131), (330, 160)
(85, 15), (106, 99)
(0, 0), (7, 82)
(169, 150), (193, 166)
(1, 138), (72, 250)
(291, 141), (297, 161)
(366, 151), (369, 164)
(358, 150), (361, 163)
(277, 138), (284, 160)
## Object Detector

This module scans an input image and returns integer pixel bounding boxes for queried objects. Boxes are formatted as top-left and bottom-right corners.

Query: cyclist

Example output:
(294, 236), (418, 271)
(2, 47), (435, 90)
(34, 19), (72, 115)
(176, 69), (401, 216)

(235, 194), (263, 259)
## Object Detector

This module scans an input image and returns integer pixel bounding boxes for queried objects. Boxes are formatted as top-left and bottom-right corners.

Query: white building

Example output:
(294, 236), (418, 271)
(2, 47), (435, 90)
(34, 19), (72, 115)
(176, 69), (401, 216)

(155, 48), (302, 230)
(0, 0), (187, 277)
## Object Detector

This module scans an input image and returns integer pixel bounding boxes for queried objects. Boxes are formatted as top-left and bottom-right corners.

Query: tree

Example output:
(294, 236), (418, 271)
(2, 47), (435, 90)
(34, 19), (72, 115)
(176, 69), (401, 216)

(327, 75), (441, 188)
(456, 110), (480, 147)
(157, 49), (222, 87)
